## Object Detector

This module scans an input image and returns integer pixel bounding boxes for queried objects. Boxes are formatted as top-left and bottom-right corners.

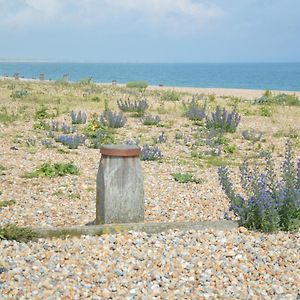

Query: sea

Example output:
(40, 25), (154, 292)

(0, 62), (300, 91)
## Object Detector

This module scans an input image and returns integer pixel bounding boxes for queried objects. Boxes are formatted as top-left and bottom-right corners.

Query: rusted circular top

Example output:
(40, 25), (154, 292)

(100, 144), (140, 157)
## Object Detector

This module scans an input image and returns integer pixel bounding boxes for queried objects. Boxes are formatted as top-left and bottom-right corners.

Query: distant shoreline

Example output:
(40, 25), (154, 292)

(1, 75), (300, 100)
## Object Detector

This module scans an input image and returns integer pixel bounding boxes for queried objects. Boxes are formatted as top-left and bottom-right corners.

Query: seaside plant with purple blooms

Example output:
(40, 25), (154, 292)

(154, 132), (167, 144)
(61, 123), (76, 134)
(142, 115), (161, 126)
(117, 98), (149, 116)
(70, 110), (87, 124)
(125, 139), (163, 161)
(218, 141), (300, 232)
(206, 106), (241, 133)
(99, 109), (126, 128)
(140, 144), (163, 161)
(185, 99), (207, 121)
(55, 134), (85, 149)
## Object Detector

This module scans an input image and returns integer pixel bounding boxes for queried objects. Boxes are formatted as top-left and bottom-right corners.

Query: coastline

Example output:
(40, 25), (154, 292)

(1, 75), (300, 100)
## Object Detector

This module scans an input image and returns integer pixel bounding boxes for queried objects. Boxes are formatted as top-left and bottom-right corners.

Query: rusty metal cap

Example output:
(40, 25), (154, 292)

(100, 144), (141, 157)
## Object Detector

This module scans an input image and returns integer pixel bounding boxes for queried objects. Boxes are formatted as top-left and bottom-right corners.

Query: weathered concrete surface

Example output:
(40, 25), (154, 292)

(34, 220), (238, 239)
(96, 152), (144, 224)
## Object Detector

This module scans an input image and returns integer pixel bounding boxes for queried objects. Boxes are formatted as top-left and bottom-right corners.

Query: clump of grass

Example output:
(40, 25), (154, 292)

(24, 162), (79, 178)
(254, 90), (300, 106)
(172, 172), (202, 184)
(0, 107), (18, 124)
(0, 224), (36, 242)
(0, 164), (6, 175)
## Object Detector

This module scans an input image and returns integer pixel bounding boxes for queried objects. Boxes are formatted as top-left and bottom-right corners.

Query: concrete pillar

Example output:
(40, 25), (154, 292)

(96, 144), (144, 224)
(112, 80), (117, 86)
(39, 74), (45, 81)
(14, 73), (19, 80)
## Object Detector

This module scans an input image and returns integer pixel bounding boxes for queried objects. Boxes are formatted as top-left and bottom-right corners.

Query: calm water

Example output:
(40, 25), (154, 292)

(1, 62), (300, 91)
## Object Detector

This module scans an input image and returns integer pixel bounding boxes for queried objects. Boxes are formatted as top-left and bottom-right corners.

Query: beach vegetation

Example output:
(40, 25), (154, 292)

(218, 141), (300, 232)
(185, 99), (207, 121)
(206, 106), (241, 133)
(141, 115), (161, 126)
(0, 224), (36, 242)
(161, 90), (180, 101)
(171, 172), (202, 184)
(117, 98), (149, 116)
(242, 129), (263, 143)
(0, 199), (16, 209)
(254, 90), (300, 106)
(24, 162), (79, 178)
(70, 110), (87, 124)
(126, 80), (148, 90)
(99, 109), (126, 128)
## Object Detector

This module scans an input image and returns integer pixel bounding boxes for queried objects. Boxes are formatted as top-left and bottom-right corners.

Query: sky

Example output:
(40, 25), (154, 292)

(0, 0), (299, 63)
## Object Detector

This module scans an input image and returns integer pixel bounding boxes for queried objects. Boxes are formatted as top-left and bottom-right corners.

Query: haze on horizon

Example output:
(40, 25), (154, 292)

(0, 0), (299, 63)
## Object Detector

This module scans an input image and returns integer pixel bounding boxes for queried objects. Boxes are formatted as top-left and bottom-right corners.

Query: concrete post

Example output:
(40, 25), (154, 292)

(14, 73), (19, 80)
(39, 74), (45, 81)
(96, 144), (144, 224)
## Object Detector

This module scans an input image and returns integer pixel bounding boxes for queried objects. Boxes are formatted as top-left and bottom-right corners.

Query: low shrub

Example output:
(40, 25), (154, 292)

(117, 98), (149, 115)
(61, 123), (76, 134)
(126, 81), (148, 89)
(10, 89), (28, 100)
(70, 110), (87, 124)
(142, 115), (161, 126)
(24, 162), (79, 178)
(206, 106), (241, 133)
(153, 132), (167, 144)
(218, 142), (300, 232)
(35, 105), (51, 120)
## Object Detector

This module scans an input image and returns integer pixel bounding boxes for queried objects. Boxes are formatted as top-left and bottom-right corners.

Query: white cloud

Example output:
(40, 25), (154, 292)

(0, 0), (223, 34)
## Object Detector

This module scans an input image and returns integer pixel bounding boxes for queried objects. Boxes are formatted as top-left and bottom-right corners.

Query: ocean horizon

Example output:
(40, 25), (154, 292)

(1, 62), (300, 91)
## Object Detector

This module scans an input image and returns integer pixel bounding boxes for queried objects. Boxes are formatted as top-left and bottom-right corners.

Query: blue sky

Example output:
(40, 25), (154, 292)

(0, 0), (299, 62)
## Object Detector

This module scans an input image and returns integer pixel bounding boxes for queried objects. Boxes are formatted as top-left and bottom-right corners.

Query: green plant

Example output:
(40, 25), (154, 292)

(0, 164), (6, 175)
(259, 106), (272, 117)
(161, 90), (180, 101)
(0, 107), (18, 124)
(0, 224), (36, 242)
(126, 81), (148, 90)
(35, 105), (51, 120)
(218, 142), (300, 232)
(24, 162), (79, 178)
(0, 199), (16, 209)
(254, 91), (300, 106)
(171, 172), (202, 184)
(223, 144), (236, 154)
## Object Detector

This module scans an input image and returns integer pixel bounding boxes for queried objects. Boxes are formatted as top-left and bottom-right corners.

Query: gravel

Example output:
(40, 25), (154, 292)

(1, 228), (300, 299)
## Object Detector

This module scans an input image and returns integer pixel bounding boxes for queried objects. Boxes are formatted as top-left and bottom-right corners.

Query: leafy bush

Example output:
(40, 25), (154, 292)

(254, 90), (300, 106)
(242, 129), (262, 143)
(126, 81), (148, 89)
(24, 162), (79, 178)
(117, 98), (149, 115)
(0, 224), (36, 242)
(161, 90), (180, 101)
(218, 142), (300, 232)
(185, 99), (207, 121)
(55, 134), (85, 149)
(259, 106), (272, 117)
(206, 106), (241, 133)
(142, 115), (161, 126)
(0, 108), (18, 124)
(172, 172), (202, 184)
(140, 144), (163, 161)
(70, 110), (87, 124)
(100, 110), (126, 128)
